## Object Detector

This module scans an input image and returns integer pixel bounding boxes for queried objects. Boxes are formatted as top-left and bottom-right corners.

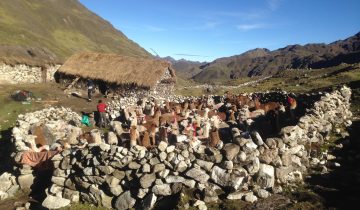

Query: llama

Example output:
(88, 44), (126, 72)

(141, 131), (152, 149)
(129, 126), (140, 147)
(149, 123), (157, 146)
(107, 131), (118, 145)
(209, 127), (221, 147)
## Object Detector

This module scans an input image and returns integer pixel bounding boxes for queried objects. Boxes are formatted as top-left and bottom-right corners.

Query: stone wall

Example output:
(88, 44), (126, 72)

(0, 63), (60, 84)
(10, 86), (353, 209)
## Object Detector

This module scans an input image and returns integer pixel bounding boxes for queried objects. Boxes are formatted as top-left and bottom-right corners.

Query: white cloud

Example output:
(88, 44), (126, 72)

(237, 23), (265, 31)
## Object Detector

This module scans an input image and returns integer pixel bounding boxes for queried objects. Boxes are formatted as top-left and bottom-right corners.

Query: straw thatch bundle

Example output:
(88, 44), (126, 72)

(58, 52), (175, 88)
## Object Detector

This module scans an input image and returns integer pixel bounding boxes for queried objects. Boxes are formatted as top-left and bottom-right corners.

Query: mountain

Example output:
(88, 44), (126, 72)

(0, 0), (151, 64)
(163, 56), (207, 79)
(192, 32), (360, 83)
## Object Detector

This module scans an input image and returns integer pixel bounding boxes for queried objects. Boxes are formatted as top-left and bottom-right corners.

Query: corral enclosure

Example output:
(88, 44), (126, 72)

(9, 86), (352, 209)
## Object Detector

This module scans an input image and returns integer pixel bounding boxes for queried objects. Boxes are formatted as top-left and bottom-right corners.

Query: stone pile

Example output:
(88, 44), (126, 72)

(11, 107), (81, 191)
(10, 86), (353, 209)
(0, 172), (19, 200)
(0, 64), (60, 84)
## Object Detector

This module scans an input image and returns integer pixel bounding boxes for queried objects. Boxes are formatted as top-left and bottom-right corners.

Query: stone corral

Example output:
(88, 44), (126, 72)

(0, 63), (60, 84)
(9, 86), (353, 209)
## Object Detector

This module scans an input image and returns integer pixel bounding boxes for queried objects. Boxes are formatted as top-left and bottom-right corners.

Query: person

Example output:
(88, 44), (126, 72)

(87, 79), (95, 102)
(97, 100), (107, 128)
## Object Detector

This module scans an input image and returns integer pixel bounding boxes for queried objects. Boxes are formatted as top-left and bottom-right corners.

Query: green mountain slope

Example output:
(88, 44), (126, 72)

(0, 0), (151, 64)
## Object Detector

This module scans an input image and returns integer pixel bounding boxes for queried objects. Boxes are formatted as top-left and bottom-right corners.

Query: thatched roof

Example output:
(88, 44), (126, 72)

(58, 52), (175, 88)
(0, 45), (60, 67)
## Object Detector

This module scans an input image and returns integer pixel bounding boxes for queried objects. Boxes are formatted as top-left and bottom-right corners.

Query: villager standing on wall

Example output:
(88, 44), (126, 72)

(87, 79), (95, 102)
(97, 100), (108, 128)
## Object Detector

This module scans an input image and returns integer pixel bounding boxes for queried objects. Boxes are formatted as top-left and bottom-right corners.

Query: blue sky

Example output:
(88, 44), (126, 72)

(80, 0), (360, 62)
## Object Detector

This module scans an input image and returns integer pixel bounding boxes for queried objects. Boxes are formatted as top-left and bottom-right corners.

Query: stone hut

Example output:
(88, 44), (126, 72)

(56, 52), (176, 95)
(0, 45), (60, 84)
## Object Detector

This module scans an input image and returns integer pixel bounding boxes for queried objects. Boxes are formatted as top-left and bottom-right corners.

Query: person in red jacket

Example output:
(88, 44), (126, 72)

(97, 100), (107, 128)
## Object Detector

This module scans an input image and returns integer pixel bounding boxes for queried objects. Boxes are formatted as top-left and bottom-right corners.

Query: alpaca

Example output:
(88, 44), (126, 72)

(110, 121), (124, 136)
(159, 126), (168, 143)
(229, 110), (236, 122)
(149, 123), (157, 146)
(129, 126), (140, 147)
(141, 131), (152, 149)
(209, 127), (221, 147)
(210, 115), (220, 128)
(107, 131), (118, 145)
(254, 98), (281, 113)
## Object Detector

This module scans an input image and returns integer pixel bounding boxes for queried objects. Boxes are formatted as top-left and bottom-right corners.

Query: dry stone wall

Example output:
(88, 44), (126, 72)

(0, 63), (60, 84)
(9, 86), (353, 209)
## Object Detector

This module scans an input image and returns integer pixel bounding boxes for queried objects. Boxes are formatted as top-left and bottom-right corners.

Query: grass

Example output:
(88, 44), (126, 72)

(0, 0), (151, 62)
(175, 63), (360, 96)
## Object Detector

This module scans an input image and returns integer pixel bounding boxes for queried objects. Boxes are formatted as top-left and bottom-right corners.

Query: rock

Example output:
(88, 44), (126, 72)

(223, 143), (240, 161)
(158, 141), (168, 152)
(166, 145), (175, 153)
(175, 161), (187, 172)
(211, 166), (244, 190)
(183, 179), (196, 188)
(152, 184), (172, 196)
(246, 157), (260, 175)
(63, 188), (80, 203)
(110, 185), (123, 196)
(227, 191), (245, 200)
(223, 161), (234, 170)
(142, 163), (151, 173)
(244, 192), (257, 203)
(251, 131), (264, 145)
(165, 175), (185, 183)
(194, 200), (205, 207)
(51, 177), (65, 186)
(113, 170), (126, 180)
(259, 149), (278, 165)
(255, 188), (270, 198)
(128, 161), (141, 169)
(142, 193), (157, 210)
(153, 164), (166, 173)
(17, 174), (34, 189)
(42, 195), (70, 209)
(185, 168), (210, 184)
(140, 173), (156, 188)
(243, 141), (258, 153)
(195, 159), (214, 172)
(115, 191), (136, 210)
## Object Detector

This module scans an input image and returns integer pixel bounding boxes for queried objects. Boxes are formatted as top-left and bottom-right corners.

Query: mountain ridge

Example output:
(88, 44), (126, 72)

(189, 32), (360, 83)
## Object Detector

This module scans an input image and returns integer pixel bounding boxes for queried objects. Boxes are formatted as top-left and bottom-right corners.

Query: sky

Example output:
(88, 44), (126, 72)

(79, 0), (360, 62)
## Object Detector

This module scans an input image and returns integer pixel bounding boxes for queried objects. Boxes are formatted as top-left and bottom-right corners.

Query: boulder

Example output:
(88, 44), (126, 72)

(115, 191), (136, 210)
(223, 143), (240, 161)
(42, 195), (70, 209)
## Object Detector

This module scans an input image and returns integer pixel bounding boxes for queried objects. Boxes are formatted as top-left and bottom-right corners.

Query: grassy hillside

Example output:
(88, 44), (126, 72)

(0, 0), (151, 64)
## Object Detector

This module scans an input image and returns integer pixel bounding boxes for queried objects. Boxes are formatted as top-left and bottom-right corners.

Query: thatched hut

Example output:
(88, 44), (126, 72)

(56, 52), (176, 95)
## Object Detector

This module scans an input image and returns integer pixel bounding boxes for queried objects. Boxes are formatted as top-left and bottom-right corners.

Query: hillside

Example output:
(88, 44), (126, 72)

(0, 0), (151, 65)
(192, 32), (360, 83)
